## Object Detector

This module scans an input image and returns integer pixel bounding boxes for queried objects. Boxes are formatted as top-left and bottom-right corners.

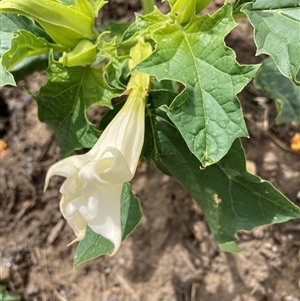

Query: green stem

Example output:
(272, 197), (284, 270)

(232, 11), (247, 20)
(141, 0), (155, 14)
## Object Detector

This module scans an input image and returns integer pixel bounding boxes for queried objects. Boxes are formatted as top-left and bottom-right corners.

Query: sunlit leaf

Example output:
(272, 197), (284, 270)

(0, 13), (52, 57)
(137, 3), (259, 167)
(147, 90), (300, 252)
(97, 38), (128, 89)
(242, 0), (300, 84)
(2, 30), (62, 72)
(0, 13), (52, 86)
(121, 8), (169, 43)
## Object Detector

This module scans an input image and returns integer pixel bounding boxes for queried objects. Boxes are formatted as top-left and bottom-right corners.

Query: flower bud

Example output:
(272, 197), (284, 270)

(171, 0), (196, 25)
(0, 0), (97, 48)
(75, 0), (95, 18)
(59, 39), (97, 67)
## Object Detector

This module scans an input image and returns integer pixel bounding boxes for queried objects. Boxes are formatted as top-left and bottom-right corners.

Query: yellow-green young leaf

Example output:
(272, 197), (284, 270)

(146, 91), (300, 253)
(0, 13), (53, 86)
(97, 38), (128, 90)
(242, 0), (300, 85)
(0, 0), (96, 48)
(56, 0), (106, 16)
(0, 13), (53, 57)
(121, 8), (169, 44)
(2, 30), (63, 72)
(58, 0), (107, 16)
(136, 2), (259, 167)
(169, 0), (212, 16)
(88, 0), (107, 16)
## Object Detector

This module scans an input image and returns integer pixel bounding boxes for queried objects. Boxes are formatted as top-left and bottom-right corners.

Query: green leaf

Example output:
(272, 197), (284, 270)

(242, 0), (300, 85)
(0, 65), (16, 87)
(73, 182), (143, 267)
(254, 58), (300, 124)
(0, 13), (51, 86)
(121, 8), (169, 43)
(98, 99), (124, 130)
(35, 57), (119, 156)
(0, 285), (21, 301)
(137, 2), (259, 167)
(88, 0), (107, 16)
(233, 0), (253, 12)
(166, 0), (177, 7)
(232, 0), (253, 18)
(0, 13), (52, 57)
(10, 54), (49, 82)
(98, 21), (131, 41)
(97, 38), (128, 89)
(57, 0), (76, 6)
(147, 90), (300, 252)
(143, 90), (176, 175)
(2, 29), (62, 72)
(57, 0), (106, 17)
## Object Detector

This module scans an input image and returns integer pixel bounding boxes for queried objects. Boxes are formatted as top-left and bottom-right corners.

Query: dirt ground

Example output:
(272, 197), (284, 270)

(1, 1), (300, 301)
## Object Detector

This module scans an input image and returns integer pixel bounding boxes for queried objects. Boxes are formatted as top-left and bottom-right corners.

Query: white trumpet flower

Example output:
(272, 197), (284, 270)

(44, 40), (152, 255)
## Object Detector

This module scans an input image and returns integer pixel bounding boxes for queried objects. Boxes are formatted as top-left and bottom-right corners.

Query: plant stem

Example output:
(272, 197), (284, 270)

(141, 0), (155, 14)
(232, 11), (247, 20)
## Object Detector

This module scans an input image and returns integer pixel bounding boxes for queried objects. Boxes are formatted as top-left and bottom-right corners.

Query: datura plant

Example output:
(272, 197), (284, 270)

(44, 41), (151, 255)
(0, 0), (299, 267)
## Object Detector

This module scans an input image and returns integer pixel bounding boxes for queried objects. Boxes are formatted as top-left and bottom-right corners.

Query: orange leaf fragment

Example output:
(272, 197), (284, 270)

(0, 139), (7, 154)
(290, 133), (300, 152)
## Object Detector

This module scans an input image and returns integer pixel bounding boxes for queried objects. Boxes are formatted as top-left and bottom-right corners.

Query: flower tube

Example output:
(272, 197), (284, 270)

(44, 40), (151, 255)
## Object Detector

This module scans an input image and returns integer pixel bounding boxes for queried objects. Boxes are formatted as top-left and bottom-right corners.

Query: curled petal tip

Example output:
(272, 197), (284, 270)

(44, 156), (86, 192)
(67, 237), (81, 247)
(107, 226), (122, 256)
(43, 182), (49, 193)
(109, 241), (121, 257)
(44, 166), (55, 193)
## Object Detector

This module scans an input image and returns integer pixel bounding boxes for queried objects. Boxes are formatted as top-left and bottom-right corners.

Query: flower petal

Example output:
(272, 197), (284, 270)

(89, 87), (145, 175)
(70, 183), (123, 255)
(79, 147), (133, 186)
(44, 155), (89, 192)
(60, 195), (87, 244)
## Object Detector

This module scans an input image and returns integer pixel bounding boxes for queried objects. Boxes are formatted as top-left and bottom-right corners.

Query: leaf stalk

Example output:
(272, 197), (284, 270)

(141, 0), (155, 14)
